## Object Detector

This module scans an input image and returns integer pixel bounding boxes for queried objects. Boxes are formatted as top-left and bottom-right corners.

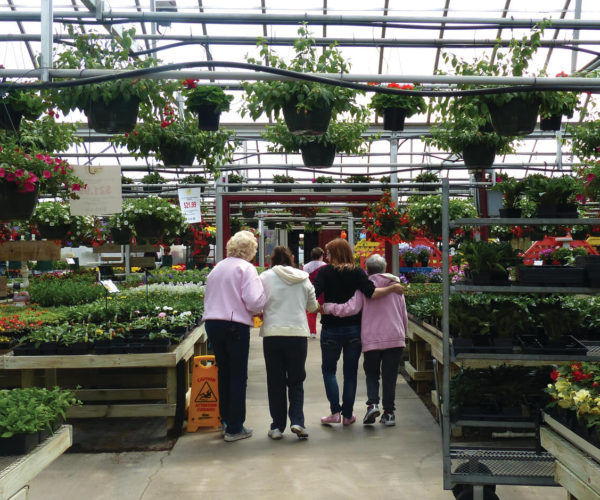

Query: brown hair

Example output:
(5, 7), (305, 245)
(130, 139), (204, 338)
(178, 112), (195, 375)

(310, 247), (324, 261)
(270, 246), (293, 267)
(325, 238), (355, 270)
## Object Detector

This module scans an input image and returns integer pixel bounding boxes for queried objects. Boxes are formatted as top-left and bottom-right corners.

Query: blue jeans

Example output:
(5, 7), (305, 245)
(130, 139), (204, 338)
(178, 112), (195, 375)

(205, 320), (250, 434)
(320, 325), (362, 418)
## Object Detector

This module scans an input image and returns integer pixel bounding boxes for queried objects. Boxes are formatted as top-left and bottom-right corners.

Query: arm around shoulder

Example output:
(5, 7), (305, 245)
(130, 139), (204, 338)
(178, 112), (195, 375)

(241, 265), (266, 313)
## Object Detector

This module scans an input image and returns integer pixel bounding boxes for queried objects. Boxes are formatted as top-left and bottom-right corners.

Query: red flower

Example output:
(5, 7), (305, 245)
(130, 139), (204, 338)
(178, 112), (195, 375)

(161, 120), (169, 128)
(387, 82), (401, 89)
(550, 369), (559, 381)
(72, 184), (81, 191)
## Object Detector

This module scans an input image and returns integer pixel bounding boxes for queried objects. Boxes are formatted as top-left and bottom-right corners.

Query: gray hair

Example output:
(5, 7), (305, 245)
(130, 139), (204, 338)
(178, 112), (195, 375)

(366, 254), (386, 275)
(226, 230), (258, 261)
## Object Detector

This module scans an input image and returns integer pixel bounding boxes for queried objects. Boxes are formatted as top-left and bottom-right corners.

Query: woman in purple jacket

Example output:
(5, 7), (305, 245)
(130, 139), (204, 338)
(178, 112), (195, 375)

(203, 231), (267, 442)
(323, 253), (407, 427)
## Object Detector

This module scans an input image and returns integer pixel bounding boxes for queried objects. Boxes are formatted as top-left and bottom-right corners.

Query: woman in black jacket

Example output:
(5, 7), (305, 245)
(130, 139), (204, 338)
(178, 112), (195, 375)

(314, 238), (402, 425)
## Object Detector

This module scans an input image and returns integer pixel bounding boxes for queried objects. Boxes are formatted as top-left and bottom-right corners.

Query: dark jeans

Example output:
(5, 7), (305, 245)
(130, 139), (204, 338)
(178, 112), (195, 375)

(320, 325), (362, 418)
(204, 320), (250, 434)
(263, 336), (308, 431)
(363, 347), (403, 413)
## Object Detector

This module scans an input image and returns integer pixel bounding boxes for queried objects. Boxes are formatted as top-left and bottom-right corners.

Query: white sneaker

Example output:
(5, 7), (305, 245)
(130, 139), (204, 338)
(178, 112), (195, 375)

(310, 333), (317, 339)
(224, 427), (253, 442)
(290, 424), (309, 440)
(268, 428), (283, 440)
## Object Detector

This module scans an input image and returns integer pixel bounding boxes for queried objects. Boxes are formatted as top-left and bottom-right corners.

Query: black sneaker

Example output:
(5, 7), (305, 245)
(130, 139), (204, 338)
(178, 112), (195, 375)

(363, 404), (380, 425)
(380, 412), (395, 427)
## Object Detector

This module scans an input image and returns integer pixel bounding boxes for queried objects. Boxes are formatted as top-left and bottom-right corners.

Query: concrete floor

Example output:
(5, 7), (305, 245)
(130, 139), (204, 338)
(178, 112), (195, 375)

(28, 329), (565, 500)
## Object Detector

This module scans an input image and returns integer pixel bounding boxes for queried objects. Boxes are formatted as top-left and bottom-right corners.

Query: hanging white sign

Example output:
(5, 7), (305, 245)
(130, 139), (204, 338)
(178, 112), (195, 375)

(70, 165), (123, 216)
(178, 187), (202, 223)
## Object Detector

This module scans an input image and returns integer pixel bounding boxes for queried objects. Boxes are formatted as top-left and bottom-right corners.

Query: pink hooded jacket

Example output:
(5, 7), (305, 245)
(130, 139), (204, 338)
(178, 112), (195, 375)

(323, 273), (407, 352)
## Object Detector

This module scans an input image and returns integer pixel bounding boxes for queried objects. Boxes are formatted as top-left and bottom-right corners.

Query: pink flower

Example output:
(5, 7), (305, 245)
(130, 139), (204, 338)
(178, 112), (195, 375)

(0, 167), (4, 178)
(14, 169), (24, 178)
(72, 183), (81, 191)
(28, 174), (37, 183)
(6, 173), (15, 182)
(35, 153), (44, 160)
(158, 312), (166, 318)
(23, 181), (35, 192)
(43, 170), (52, 179)
(587, 173), (595, 183)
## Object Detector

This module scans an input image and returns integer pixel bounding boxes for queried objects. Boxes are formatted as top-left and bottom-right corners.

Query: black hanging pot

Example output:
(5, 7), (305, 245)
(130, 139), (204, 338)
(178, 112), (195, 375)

(0, 182), (37, 220)
(382, 108), (407, 131)
(159, 141), (196, 166)
(0, 103), (23, 131)
(313, 183), (332, 193)
(110, 226), (133, 245)
(37, 223), (70, 241)
(134, 217), (165, 242)
(191, 104), (221, 131)
(498, 207), (522, 218)
(462, 143), (496, 169)
(86, 96), (140, 134)
(540, 114), (562, 131)
(489, 97), (539, 137)
(535, 204), (559, 218)
(300, 142), (336, 167)
(557, 203), (579, 219)
(282, 96), (332, 136)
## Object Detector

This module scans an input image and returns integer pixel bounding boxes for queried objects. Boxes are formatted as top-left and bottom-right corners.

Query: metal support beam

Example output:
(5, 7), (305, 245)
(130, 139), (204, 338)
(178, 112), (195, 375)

(40, 0), (53, 82)
(390, 133), (399, 276)
(215, 177), (224, 262)
(347, 216), (354, 251)
(572, 0), (583, 74)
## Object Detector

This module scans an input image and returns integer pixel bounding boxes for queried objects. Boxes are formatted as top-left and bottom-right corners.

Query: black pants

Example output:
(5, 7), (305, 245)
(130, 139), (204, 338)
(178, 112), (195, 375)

(363, 347), (403, 413)
(205, 320), (250, 435)
(263, 336), (308, 431)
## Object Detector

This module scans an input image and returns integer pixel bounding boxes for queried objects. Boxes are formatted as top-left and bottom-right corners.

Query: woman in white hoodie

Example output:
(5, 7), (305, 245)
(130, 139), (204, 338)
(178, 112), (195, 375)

(260, 246), (319, 440)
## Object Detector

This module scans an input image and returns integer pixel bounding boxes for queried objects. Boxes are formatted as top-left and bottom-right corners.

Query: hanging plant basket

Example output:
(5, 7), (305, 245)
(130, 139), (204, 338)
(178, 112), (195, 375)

(382, 108), (407, 131)
(86, 96), (140, 134)
(282, 96), (332, 136)
(190, 104), (221, 131)
(159, 141), (196, 166)
(110, 227), (133, 245)
(37, 223), (70, 241)
(557, 203), (578, 219)
(462, 143), (496, 169)
(498, 207), (522, 218)
(535, 204), (559, 218)
(134, 217), (165, 243)
(540, 114), (562, 131)
(300, 142), (336, 167)
(0, 183), (37, 220)
(0, 103), (23, 131)
(489, 97), (539, 137)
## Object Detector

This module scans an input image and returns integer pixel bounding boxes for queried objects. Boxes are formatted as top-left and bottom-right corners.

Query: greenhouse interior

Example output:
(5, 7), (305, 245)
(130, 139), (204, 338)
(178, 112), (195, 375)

(4, 1), (600, 499)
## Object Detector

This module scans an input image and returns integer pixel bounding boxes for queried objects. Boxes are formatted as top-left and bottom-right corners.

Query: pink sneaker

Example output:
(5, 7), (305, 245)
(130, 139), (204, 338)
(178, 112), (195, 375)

(343, 415), (356, 426)
(320, 413), (341, 424)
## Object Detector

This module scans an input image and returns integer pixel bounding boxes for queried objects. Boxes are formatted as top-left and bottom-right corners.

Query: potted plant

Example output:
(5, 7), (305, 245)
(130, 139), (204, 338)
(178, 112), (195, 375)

(272, 174), (295, 192)
(226, 173), (245, 192)
(50, 26), (162, 133)
(313, 175), (335, 192)
(344, 174), (373, 192)
(180, 174), (208, 193)
(0, 84), (44, 131)
(242, 25), (365, 135)
(121, 175), (135, 193)
(524, 174), (581, 218)
(414, 245), (432, 267)
(113, 112), (236, 171)
(369, 82), (427, 131)
(537, 72), (580, 131)
(303, 221), (323, 233)
(262, 119), (373, 168)
(570, 121), (600, 162)
(141, 171), (166, 193)
(183, 80), (233, 131)
(492, 173), (525, 217)
(108, 208), (134, 245)
(362, 191), (413, 242)
(454, 240), (522, 285)
(399, 246), (418, 267)
(0, 145), (83, 221)
(125, 197), (186, 243)
(29, 201), (71, 241)
(414, 172), (440, 192)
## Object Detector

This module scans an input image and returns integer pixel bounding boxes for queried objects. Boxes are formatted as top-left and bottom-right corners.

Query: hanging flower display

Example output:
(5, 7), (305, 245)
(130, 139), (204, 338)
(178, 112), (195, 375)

(362, 191), (414, 243)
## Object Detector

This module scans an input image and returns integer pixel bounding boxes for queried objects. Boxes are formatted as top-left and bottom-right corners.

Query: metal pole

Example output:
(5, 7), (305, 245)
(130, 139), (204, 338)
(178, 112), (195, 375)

(149, 0), (158, 57)
(215, 177), (224, 262)
(390, 133), (399, 276)
(441, 178), (452, 490)
(347, 216), (354, 251)
(40, 0), (53, 82)
(571, 0), (583, 74)
(258, 216), (265, 268)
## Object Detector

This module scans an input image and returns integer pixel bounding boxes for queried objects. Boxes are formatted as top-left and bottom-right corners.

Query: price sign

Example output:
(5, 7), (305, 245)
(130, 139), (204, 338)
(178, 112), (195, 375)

(70, 165), (123, 216)
(178, 187), (202, 223)
(100, 279), (120, 293)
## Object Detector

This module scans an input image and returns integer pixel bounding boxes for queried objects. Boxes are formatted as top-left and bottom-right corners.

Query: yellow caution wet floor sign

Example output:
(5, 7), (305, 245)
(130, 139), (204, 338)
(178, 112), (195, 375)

(187, 355), (221, 432)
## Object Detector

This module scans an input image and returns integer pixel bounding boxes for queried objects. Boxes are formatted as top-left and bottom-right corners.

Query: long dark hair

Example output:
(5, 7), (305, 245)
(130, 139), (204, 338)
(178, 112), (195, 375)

(325, 238), (354, 270)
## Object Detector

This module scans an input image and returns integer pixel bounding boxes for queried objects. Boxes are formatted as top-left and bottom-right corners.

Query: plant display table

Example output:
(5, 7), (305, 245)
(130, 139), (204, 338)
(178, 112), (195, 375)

(0, 425), (72, 500)
(541, 412), (600, 500)
(0, 327), (208, 434)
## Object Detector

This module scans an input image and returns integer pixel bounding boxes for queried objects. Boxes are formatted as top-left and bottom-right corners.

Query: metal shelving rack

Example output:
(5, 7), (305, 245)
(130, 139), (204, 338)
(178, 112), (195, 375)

(439, 180), (600, 499)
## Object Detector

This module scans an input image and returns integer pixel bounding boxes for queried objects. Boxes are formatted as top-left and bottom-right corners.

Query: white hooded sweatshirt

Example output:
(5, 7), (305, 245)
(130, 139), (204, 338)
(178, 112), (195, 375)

(259, 265), (319, 338)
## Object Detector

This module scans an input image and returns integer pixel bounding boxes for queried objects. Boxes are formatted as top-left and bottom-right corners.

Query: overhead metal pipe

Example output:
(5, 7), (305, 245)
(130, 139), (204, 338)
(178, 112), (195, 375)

(1, 11), (600, 29)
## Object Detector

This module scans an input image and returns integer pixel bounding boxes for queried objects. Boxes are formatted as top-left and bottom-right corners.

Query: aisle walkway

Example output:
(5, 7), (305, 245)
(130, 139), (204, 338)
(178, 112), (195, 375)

(29, 330), (563, 500)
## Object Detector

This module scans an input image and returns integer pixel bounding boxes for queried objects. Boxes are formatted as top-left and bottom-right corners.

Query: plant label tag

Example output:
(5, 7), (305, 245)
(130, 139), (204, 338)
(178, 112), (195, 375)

(66, 258), (75, 265)
(178, 187), (202, 223)
(100, 279), (120, 293)
(70, 165), (123, 216)
(533, 260), (543, 266)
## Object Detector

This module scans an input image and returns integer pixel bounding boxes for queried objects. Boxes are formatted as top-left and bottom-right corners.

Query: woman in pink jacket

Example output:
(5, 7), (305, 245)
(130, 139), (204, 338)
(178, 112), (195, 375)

(323, 253), (407, 427)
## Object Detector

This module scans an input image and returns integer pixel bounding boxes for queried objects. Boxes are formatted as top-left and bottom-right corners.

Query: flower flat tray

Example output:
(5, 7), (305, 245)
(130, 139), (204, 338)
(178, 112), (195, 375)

(516, 334), (588, 356)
